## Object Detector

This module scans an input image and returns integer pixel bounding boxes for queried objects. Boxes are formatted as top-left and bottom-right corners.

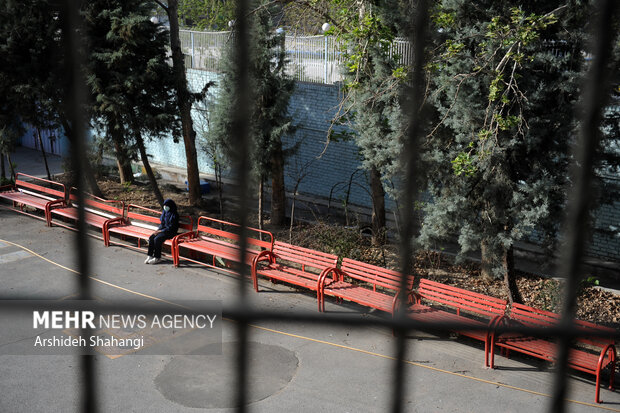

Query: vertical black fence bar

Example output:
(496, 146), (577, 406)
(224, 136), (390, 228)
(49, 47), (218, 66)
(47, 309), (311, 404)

(550, 0), (619, 411)
(231, 0), (252, 411)
(391, 1), (430, 412)
(59, 0), (97, 412)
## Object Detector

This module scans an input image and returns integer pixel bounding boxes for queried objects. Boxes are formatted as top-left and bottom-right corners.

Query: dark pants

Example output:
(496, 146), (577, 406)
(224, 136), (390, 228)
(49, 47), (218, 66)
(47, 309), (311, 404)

(147, 231), (174, 259)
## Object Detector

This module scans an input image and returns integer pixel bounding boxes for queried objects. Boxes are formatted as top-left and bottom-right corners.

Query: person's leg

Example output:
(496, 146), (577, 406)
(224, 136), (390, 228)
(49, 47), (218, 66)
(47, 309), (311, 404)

(145, 233), (157, 263)
(148, 233), (158, 255)
(152, 232), (169, 259)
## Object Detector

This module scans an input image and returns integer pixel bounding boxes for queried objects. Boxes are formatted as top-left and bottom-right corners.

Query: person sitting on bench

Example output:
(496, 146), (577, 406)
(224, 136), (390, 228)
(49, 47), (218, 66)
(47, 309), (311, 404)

(145, 199), (179, 264)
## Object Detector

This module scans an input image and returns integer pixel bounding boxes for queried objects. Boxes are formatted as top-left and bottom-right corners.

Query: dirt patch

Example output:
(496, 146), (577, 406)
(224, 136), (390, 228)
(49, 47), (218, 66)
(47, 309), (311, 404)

(91, 177), (620, 329)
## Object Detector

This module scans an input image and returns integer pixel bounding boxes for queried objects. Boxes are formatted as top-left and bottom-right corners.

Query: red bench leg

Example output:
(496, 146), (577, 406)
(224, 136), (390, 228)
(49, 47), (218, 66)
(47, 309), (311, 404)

(595, 370), (602, 404)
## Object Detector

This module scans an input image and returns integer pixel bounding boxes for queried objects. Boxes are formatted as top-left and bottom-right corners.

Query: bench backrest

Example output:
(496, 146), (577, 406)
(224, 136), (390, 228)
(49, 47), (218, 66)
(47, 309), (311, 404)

(511, 303), (615, 347)
(341, 258), (413, 294)
(273, 241), (338, 274)
(69, 188), (124, 217)
(197, 216), (274, 251)
(418, 278), (507, 319)
(509, 303), (559, 327)
(15, 173), (66, 200)
(126, 204), (193, 232)
(573, 318), (617, 348)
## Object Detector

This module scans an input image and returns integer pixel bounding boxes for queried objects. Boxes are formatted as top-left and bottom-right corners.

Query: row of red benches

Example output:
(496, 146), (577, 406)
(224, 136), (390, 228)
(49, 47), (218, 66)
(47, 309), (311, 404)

(1, 173), (617, 403)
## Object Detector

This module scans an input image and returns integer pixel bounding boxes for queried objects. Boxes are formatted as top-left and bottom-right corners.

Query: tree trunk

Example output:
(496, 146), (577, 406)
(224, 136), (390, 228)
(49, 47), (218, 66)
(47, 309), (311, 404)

(481, 240), (523, 304)
(270, 142), (286, 226)
(135, 132), (164, 207)
(370, 165), (386, 245)
(7, 153), (16, 181)
(61, 119), (104, 197)
(166, 0), (201, 206)
(480, 239), (494, 281)
(216, 165), (224, 222)
(1, 152), (5, 180)
(289, 184), (299, 243)
(503, 245), (523, 305)
(111, 129), (134, 185)
(36, 128), (52, 180)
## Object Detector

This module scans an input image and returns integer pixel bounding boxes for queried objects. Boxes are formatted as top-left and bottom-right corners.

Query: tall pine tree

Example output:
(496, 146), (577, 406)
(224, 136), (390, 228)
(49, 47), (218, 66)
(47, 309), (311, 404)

(85, 0), (180, 203)
(209, 1), (295, 228)
(420, 1), (590, 303)
(334, 0), (408, 245)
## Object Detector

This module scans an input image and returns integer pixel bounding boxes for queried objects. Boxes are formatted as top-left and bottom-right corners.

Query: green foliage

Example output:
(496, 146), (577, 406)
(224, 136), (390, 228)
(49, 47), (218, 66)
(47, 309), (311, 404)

(178, 0), (235, 30)
(122, 181), (134, 192)
(209, 1), (295, 183)
(451, 152), (477, 177)
(421, 0), (590, 279)
(328, 1), (409, 207)
(84, 0), (180, 163)
(0, 0), (65, 148)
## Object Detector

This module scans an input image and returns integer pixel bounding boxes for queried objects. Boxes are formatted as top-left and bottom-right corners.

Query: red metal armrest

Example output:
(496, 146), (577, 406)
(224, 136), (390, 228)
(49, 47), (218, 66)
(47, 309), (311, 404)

(251, 250), (279, 292)
(105, 216), (127, 230)
(317, 267), (341, 290)
(45, 198), (68, 226)
(316, 267), (342, 312)
(172, 230), (197, 249)
(46, 198), (67, 210)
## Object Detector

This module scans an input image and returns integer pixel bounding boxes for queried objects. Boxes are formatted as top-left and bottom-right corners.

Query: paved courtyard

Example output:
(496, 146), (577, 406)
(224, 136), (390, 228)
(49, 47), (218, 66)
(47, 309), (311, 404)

(0, 208), (618, 413)
(0, 146), (618, 412)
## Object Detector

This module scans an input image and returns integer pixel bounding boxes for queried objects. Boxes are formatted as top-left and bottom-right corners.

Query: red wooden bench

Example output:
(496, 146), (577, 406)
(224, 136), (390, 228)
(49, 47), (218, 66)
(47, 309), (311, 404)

(488, 302), (617, 403)
(172, 216), (273, 270)
(409, 278), (508, 364)
(0, 173), (66, 225)
(104, 204), (193, 257)
(251, 242), (338, 301)
(318, 258), (413, 313)
(48, 188), (124, 243)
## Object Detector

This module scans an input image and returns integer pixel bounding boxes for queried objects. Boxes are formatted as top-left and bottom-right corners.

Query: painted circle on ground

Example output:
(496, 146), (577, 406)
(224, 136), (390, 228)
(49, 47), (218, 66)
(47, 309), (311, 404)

(155, 341), (298, 408)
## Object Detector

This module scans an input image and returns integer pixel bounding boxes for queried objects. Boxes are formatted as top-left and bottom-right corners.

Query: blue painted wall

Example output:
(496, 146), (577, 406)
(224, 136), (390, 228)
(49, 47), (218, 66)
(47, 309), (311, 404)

(146, 69), (373, 209)
(18, 68), (620, 262)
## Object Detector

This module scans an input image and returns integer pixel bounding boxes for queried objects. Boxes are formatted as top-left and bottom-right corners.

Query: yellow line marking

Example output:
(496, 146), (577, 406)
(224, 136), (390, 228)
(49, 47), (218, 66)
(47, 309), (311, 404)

(2, 238), (618, 412)
(0, 239), (180, 307)
(249, 324), (619, 411)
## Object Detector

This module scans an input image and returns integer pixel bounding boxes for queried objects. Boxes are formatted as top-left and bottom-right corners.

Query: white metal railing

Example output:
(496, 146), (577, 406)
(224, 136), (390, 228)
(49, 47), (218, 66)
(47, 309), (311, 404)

(179, 30), (413, 84)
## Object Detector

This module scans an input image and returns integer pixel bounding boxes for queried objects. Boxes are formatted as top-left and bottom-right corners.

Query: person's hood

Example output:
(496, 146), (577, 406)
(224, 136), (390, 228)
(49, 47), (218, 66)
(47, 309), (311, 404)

(163, 199), (177, 213)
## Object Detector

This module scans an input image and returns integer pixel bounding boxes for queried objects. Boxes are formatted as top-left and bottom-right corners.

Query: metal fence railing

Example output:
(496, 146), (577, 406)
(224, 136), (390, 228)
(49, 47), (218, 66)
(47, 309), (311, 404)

(179, 30), (413, 84)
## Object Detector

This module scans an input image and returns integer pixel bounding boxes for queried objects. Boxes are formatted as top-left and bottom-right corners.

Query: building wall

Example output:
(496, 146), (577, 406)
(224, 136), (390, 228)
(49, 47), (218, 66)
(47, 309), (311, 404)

(146, 69), (373, 210)
(18, 68), (620, 261)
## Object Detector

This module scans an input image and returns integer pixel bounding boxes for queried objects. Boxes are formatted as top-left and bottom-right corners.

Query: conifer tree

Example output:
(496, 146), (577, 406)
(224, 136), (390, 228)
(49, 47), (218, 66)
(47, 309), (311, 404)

(420, 1), (590, 303)
(327, 0), (409, 245)
(0, 0), (105, 194)
(209, 1), (295, 227)
(152, 0), (203, 205)
(84, 0), (180, 204)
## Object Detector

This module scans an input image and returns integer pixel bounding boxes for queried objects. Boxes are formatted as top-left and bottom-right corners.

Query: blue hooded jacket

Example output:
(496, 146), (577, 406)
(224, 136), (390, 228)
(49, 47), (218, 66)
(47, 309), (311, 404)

(158, 199), (179, 235)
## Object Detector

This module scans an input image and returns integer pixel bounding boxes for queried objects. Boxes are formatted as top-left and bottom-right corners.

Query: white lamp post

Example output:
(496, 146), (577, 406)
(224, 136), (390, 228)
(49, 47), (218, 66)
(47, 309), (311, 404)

(322, 23), (331, 83)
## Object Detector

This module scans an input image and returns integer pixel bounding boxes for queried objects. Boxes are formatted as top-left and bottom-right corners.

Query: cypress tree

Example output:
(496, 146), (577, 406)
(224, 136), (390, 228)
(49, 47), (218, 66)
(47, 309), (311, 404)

(317, 0), (409, 245)
(84, 0), (180, 203)
(420, 1), (590, 303)
(209, 1), (295, 227)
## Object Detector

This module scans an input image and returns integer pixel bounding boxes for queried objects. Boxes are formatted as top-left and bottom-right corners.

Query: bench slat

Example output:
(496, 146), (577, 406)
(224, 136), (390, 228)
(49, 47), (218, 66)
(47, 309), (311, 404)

(252, 242), (338, 300)
(489, 302), (617, 403)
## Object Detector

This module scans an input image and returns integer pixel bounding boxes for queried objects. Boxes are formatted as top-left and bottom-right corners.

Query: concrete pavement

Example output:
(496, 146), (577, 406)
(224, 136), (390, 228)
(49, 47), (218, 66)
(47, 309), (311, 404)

(0, 208), (618, 412)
